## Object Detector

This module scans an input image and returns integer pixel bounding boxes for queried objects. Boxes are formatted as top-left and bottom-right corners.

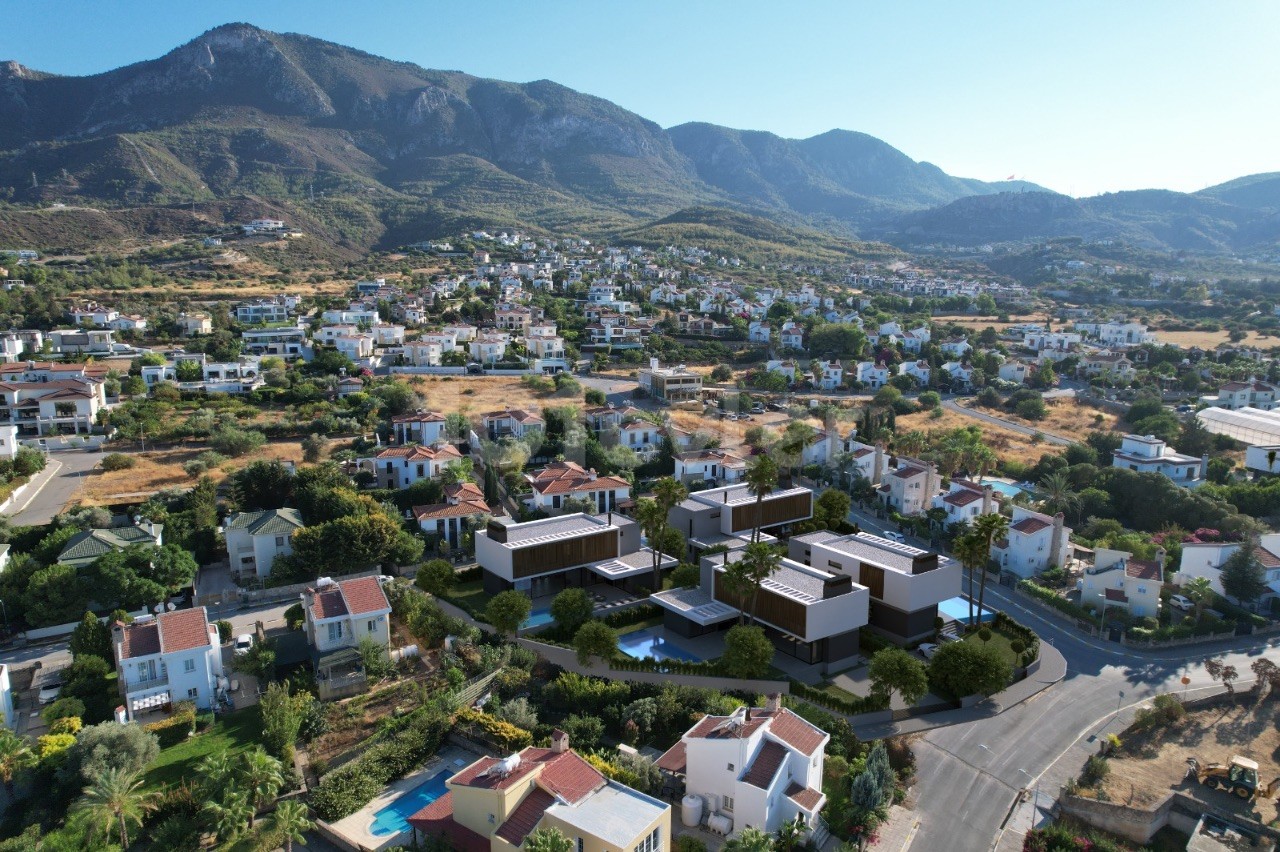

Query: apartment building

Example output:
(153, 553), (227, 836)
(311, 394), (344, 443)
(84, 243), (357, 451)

(638, 359), (702, 404)
(667, 484), (814, 557)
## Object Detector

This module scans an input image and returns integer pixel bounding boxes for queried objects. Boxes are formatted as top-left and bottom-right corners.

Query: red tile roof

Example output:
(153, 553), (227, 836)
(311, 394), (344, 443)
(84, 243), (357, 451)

(374, 444), (462, 461)
(528, 461), (630, 496)
(451, 756), (540, 791)
(338, 576), (391, 616)
(942, 490), (983, 507)
(310, 588), (348, 620)
(118, 620), (161, 659)
(742, 740), (788, 789)
(1010, 517), (1052, 535)
(766, 709), (827, 757)
(655, 741), (687, 774)
(1256, 547), (1280, 569)
(1124, 559), (1162, 581)
(446, 482), (485, 502)
(158, 608), (215, 653)
(686, 713), (769, 741)
(495, 787), (556, 846)
(892, 466), (926, 480)
(1105, 588), (1128, 603)
(786, 782), (825, 812)
(406, 793), (489, 852)
(537, 750), (606, 804)
(414, 499), (490, 520)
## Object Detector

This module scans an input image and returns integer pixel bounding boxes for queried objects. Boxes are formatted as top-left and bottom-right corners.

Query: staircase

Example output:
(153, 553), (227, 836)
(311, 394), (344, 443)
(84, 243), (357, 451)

(810, 818), (832, 849)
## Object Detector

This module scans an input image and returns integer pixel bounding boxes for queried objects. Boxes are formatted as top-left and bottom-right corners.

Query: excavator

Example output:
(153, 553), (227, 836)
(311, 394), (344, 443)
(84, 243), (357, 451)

(1186, 755), (1280, 801)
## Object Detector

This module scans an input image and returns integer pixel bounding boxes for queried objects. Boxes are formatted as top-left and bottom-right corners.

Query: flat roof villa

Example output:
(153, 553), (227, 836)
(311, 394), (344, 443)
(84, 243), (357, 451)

(475, 512), (675, 597)
(668, 483), (814, 559)
(789, 530), (959, 645)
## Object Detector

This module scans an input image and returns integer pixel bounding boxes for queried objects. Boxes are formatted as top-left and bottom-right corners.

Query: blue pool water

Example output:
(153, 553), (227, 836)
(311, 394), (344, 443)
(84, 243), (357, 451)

(938, 595), (996, 625)
(617, 627), (704, 663)
(984, 480), (1027, 497)
(522, 607), (554, 629)
(369, 772), (450, 837)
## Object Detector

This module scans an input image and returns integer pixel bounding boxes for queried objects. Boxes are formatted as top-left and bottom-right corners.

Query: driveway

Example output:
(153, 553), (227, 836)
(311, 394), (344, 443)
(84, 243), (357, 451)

(7, 450), (104, 526)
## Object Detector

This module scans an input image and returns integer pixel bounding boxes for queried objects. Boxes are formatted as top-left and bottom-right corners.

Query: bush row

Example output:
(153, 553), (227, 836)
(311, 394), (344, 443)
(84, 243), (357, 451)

(789, 680), (890, 716)
(993, 612), (1041, 662)
(454, 707), (533, 753)
(609, 656), (730, 677)
(310, 709), (452, 822)
(1017, 580), (1094, 622)
(143, 701), (197, 748)
(601, 604), (662, 630)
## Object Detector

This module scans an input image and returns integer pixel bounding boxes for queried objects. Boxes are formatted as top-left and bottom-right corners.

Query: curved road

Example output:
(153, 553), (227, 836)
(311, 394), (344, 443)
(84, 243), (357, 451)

(847, 505), (1272, 851)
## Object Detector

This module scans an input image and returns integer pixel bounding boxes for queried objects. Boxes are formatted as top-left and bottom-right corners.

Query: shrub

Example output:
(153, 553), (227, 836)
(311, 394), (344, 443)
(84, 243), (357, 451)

(789, 680), (889, 715)
(455, 707), (532, 752)
(48, 716), (82, 736)
(284, 602), (305, 630)
(101, 453), (136, 472)
(41, 697), (86, 726)
(1080, 755), (1110, 787)
(215, 620), (233, 643)
(143, 701), (197, 748)
(675, 836), (708, 852)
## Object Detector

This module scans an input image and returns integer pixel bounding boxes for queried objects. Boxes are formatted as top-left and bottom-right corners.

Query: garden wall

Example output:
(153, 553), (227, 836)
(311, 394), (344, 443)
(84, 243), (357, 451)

(240, 569), (383, 605)
(24, 606), (150, 642)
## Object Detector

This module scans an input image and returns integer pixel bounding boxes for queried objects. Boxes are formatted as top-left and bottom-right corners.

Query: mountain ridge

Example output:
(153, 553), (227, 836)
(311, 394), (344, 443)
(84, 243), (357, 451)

(0, 23), (1277, 255)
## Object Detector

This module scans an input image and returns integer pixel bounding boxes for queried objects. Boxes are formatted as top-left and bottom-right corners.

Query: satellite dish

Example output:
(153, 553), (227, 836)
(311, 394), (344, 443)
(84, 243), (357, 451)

(153, 603), (164, 613)
(166, 602), (176, 612)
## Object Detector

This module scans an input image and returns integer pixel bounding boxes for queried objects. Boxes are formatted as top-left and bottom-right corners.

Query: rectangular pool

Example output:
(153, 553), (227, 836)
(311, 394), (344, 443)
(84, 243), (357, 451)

(369, 771), (449, 837)
(938, 595), (996, 625)
(984, 480), (1026, 498)
(522, 607), (554, 629)
(617, 627), (703, 663)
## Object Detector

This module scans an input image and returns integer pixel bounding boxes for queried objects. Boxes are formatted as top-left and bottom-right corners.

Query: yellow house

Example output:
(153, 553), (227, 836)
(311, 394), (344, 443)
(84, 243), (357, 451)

(410, 731), (670, 852)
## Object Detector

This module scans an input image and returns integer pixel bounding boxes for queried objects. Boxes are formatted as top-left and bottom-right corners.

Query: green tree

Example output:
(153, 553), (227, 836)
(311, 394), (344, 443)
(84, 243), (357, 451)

(1221, 543), (1268, 605)
(0, 728), (35, 799)
(868, 648), (930, 706)
(266, 799), (313, 852)
(669, 562), (700, 589)
(1184, 576), (1214, 624)
(1015, 397), (1047, 420)
(808, 324), (867, 360)
(60, 721), (159, 786)
(952, 530), (988, 627)
(229, 460), (296, 511)
(720, 625), (773, 678)
(203, 788), (253, 844)
(722, 826), (773, 852)
(486, 590), (532, 636)
(928, 641), (1011, 697)
(650, 477), (689, 588)
(972, 512), (1009, 628)
(551, 588), (595, 634)
(739, 541), (782, 625)
(232, 640), (277, 682)
(69, 612), (113, 664)
(415, 559), (456, 596)
(1038, 471), (1080, 522)
(573, 621), (618, 667)
(814, 488), (851, 529)
(744, 454), (779, 544)
(301, 433), (329, 463)
(259, 682), (310, 758)
(75, 767), (156, 850)
(525, 827), (575, 852)
(237, 748), (284, 827)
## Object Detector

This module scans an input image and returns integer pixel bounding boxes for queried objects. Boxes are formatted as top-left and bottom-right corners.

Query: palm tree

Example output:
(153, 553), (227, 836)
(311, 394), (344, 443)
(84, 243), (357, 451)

(1038, 471), (1080, 521)
(740, 540), (783, 624)
(266, 799), (313, 852)
(75, 767), (157, 850)
(238, 748), (285, 827)
(745, 454), (779, 544)
(952, 529), (989, 627)
(203, 788), (254, 844)
(724, 826), (774, 852)
(972, 512), (1010, 627)
(1185, 576), (1214, 624)
(0, 729), (35, 800)
(635, 498), (667, 593)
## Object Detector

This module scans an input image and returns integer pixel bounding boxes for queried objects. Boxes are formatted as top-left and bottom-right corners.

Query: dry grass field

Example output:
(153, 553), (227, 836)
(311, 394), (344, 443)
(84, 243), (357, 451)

(932, 313), (1052, 331)
(896, 407), (1059, 466)
(1151, 328), (1280, 349)
(80, 439), (306, 506)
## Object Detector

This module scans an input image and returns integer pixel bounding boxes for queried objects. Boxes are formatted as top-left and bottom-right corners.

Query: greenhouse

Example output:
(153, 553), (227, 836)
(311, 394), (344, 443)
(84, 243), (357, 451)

(1196, 406), (1280, 447)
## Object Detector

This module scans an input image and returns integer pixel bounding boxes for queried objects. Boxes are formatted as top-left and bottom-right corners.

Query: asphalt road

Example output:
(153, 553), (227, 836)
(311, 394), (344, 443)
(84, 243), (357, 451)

(7, 450), (105, 527)
(845, 502), (1276, 851)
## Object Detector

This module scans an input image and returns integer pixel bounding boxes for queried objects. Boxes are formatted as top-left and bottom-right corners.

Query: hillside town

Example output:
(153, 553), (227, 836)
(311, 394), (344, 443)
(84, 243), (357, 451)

(0, 222), (1277, 852)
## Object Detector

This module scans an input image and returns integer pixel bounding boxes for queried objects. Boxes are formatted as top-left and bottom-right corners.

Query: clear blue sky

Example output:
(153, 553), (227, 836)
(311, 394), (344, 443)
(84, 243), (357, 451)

(3, 1), (1275, 198)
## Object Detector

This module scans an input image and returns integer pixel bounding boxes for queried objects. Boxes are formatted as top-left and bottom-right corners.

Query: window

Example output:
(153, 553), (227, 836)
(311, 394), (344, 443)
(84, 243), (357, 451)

(187, 688), (198, 699)
(828, 559), (841, 570)
(368, 619), (377, 633)
(183, 659), (195, 673)
(275, 536), (285, 547)
(577, 838), (584, 852)
(723, 796), (734, 812)
(727, 763), (734, 771)
(328, 622), (344, 642)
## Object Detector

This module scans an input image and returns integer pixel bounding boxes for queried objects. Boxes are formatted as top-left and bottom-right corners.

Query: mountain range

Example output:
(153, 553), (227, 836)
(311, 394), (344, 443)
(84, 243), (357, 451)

(1, 23), (1277, 256)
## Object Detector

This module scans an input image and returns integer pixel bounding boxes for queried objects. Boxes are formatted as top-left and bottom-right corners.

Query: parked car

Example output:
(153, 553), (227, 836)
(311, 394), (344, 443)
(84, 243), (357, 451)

(1169, 594), (1194, 612)
(233, 634), (255, 655)
(917, 643), (940, 660)
(37, 671), (65, 705)
(882, 531), (906, 544)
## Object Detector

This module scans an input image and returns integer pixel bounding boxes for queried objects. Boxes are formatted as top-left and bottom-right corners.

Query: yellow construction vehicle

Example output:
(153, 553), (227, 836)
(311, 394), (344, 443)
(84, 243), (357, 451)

(1186, 755), (1280, 801)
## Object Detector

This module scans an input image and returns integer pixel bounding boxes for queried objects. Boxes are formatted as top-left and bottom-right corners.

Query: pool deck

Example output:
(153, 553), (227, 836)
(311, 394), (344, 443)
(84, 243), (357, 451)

(326, 745), (473, 852)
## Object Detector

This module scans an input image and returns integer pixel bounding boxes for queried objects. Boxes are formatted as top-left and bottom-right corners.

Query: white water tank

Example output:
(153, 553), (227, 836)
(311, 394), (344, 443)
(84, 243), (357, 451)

(681, 795), (703, 828)
(708, 813), (733, 836)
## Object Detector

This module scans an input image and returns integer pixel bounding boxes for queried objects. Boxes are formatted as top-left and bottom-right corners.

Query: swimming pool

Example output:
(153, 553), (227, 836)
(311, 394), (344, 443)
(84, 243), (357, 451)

(617, 627), (704, 663)
(369, 772), (450, 837)
(984, 480), (1027, 498)
(938, 595), (996, 625)
(522, 607), (554, 629)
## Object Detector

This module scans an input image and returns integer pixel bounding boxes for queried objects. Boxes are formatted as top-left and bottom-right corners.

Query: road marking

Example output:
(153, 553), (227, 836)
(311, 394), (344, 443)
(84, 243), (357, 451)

(900, 819), (921, 851)
(7, 458), (63, 514)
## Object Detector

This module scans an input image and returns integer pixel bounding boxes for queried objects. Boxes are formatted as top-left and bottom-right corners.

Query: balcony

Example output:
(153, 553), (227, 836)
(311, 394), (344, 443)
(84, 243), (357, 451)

(125, 672), (169, 693)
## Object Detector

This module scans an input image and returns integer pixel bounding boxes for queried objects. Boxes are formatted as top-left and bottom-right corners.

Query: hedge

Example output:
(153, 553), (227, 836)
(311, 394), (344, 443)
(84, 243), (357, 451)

(310, 708), (451, 822)
(601, 604), (661, 629)
(143, 701), (196, 748)
(609, 657), (730, 677)
(1018, 580), (1094, 622)
(993, 612), (1041, 662)
(789, 680), (889, 716)
(1211, 594), (1268, 628)
(454, 707), (533, 752)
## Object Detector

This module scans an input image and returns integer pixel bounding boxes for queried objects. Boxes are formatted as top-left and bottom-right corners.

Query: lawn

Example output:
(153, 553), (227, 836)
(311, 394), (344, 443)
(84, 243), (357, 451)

(143, 705), (264, 790)
(961, 623), (1023, 669)
(445, 579), (488, 619)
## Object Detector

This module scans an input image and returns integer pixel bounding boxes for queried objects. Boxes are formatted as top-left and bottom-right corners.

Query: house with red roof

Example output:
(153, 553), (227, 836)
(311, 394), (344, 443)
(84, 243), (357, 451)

(1175, 532), (1280, 610)
(655, 694), (828, 839)
(301, 576), (393, 700)
(356, 442), (464, 489)
(414, 481), (492, 548)
(991, 506), (1071, 580)
(931, 479), (998, 527)
(525, 461), (631, 515)
(111, 607), (224, 721)
(408, 729), (670, 852)
(1081, 546), (1167, 619)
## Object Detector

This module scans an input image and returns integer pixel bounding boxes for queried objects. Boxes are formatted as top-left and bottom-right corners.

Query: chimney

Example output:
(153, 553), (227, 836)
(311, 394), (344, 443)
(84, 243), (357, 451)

(1050, 512), (1065, 570)
(873, 442), (884, 486)
(1200, 453), (1209, 481)
(744, 707), (752, 722)
(765, 693), (782, 713)
(1155, 546), (1167, 576)
(649, 357), (659, 370)
(551, 728), (569, 754)
(982, 485), (994, 516)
